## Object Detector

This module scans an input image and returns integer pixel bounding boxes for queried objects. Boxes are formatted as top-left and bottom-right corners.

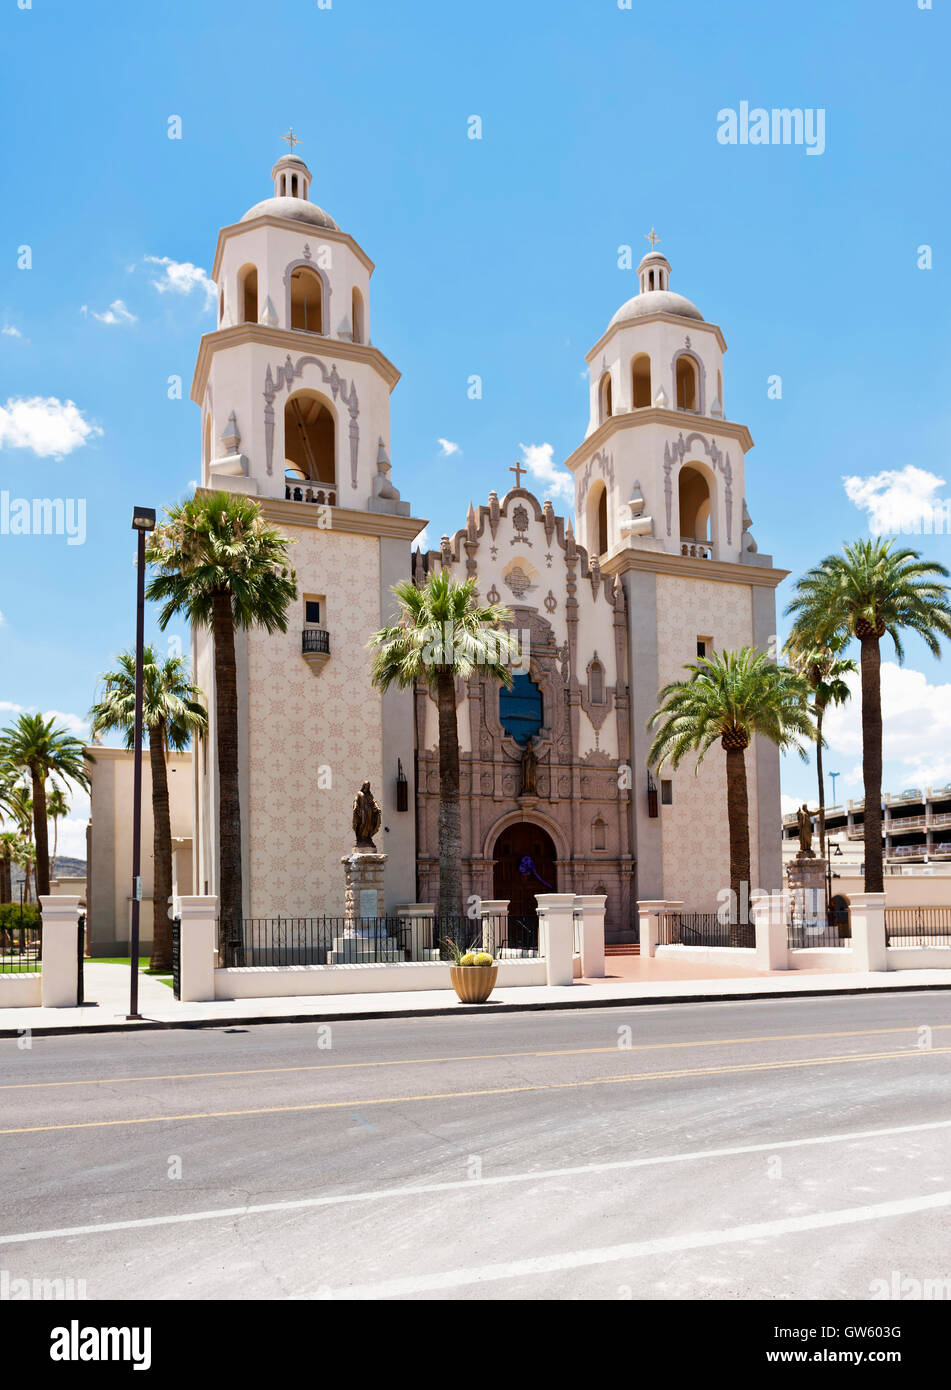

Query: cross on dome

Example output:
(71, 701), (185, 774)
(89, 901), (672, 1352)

(282, 127), (300, 154)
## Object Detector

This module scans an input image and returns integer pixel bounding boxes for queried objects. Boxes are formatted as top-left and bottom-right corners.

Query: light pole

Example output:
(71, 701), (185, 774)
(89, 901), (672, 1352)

(128, 505), (156, 1020)
(829, 770), (840, 807)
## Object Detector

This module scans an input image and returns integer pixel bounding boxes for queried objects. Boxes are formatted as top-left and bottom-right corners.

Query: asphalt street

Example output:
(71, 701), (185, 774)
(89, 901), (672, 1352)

(2, 991), (950, 1300)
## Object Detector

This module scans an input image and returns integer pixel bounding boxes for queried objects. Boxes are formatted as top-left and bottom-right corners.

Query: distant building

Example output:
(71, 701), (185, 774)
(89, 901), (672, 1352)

(783, 784), (951, 872)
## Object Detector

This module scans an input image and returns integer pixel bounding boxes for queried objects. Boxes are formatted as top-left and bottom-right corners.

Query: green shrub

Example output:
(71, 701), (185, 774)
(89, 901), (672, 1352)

(0, 902), (40, 930)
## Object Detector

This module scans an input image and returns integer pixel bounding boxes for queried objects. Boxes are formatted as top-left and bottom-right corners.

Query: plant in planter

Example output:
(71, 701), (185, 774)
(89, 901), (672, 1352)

(443, 938), (499, 1004)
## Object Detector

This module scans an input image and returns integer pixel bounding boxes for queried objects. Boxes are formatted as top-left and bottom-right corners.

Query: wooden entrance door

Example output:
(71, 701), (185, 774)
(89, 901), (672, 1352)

(493, 823), (557, 943)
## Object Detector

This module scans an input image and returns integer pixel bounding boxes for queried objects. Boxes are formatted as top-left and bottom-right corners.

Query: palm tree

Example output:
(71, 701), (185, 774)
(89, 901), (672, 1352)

(0, 831), (28, 904)
(369, 570), (520, 918)
(784, 636), (855, 860)
(786, 539), (951, 893)
(46, 785), (69, 878)
(648, 647), (816, 944)
(90, 647), (207, 970)
(3, 784), (33, 900)
(145, 493), (297, 949)
(0, 715), (91, 903)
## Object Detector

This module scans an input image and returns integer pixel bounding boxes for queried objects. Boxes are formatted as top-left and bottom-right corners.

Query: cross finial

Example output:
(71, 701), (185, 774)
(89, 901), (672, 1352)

(645, 227), (660, 251)
(509, 460), (527, 488)
(282, 126), (300, 154)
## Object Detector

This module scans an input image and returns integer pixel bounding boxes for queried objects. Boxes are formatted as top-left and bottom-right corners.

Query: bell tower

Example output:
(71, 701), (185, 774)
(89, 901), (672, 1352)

(562, 235), (786, 907)
(189, 139), (423, 923)
(191, 139), (410, 518)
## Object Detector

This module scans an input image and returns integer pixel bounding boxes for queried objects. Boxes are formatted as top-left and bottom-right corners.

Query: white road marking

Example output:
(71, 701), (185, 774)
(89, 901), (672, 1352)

(323, 1189), (951, 1300)
(2, 1114), (951, 1248)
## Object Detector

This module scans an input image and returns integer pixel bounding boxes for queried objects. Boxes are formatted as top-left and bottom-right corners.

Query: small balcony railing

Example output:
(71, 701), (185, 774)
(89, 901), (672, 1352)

(284, 482), (337, 506)
(302, 627), (330, 656)
(680, 538), (713, 560)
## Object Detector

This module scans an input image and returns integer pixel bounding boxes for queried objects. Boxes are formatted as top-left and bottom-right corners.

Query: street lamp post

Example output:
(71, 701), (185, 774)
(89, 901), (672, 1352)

(128, 505), (156, 1020)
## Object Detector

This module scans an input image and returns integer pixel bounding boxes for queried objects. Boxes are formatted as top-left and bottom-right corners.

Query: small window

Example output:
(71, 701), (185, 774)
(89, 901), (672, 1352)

(697, 635), (712, 659)
(661, 779), (673, 806)
(589, 660), (605, 705)
(305, 600), (321, 624)
(499, 672), (543, 746)
(592, 818), (607, 851)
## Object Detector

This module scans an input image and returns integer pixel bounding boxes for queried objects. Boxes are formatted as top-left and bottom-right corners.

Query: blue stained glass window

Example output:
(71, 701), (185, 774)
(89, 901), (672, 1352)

(499, 673), (543, 746)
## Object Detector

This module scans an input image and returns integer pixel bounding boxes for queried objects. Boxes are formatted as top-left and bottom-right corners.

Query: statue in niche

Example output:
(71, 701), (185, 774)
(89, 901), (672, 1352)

(352, 781), (382, 849)
(519, 739), (538, 797)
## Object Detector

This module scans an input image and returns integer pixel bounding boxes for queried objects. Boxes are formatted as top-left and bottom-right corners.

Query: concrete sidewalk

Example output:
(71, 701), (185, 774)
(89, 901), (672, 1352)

(2, 961), (951, 1036)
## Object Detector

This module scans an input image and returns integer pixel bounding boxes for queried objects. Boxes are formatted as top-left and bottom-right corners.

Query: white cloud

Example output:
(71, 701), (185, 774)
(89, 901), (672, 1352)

(144, 256), (217, 304)
(414, 525), (430, 551)
(843, 465), (951, 536)
(2, 325), (22, 339)
(0, 611), (5, 626)
(517, 442), (574, 503)
(781, 794), (803, 816)
(44, 709), (90, 739)
(823, 662), (951, 788)
(82, 298), (137, 326)
(437, 438), (460, 457)
(0, 396), (102, 459)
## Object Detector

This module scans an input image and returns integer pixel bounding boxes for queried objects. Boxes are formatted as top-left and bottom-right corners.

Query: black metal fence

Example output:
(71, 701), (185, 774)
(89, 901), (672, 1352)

(171, 916), (181, 999)
(787, 911), (850, 950)
(222, 913), (535, 968)
(885, 907), (951, 948)
(0, 916), (41, 973)
(658, 911), (738, 948)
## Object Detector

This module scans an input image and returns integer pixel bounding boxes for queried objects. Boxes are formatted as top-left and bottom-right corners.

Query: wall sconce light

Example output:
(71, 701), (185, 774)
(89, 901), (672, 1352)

(396, 758), (409, 812)
(647, 770), (659, 819)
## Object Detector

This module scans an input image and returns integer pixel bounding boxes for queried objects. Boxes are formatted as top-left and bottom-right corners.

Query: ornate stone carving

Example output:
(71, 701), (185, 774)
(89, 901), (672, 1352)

(486, 583), (501, 604)
(263, 353), (360, 484)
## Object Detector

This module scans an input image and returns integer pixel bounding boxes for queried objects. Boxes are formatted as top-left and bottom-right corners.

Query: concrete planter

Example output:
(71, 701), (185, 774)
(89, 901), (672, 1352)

(449, 964), (498, 1003)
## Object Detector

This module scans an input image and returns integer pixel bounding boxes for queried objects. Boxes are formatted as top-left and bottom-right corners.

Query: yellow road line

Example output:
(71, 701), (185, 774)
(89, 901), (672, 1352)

(2, 1023), (948, 1092)
(1, 1045), (947, 1137)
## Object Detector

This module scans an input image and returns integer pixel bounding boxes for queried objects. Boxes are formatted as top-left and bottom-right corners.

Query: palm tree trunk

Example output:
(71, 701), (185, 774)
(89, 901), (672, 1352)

(860, 635), (884, 894)
(52, 817), (59, 877)
(212, 589), (243, 955)
(815, 704), (826, 861)
(31, 769), (50, 901)
(436, 670), (462, 921)
(0, 854), (9, 903)
(725, 744), (751, 947)
(149, 719), (174, 972)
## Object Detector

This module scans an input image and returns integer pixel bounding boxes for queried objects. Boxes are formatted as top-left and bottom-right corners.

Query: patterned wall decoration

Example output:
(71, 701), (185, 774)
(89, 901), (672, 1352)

(245, 527), (383, 915)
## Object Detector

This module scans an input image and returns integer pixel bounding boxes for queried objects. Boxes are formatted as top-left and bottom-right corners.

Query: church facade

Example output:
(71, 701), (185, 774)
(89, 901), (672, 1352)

(188, 148), (786, 938)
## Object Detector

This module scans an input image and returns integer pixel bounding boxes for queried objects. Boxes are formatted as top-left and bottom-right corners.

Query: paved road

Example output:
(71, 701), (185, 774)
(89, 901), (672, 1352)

(2, 992), (951, 1300)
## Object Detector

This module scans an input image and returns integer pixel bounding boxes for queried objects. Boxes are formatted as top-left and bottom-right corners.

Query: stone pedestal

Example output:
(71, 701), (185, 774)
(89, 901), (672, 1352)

(336, 848), (400, 962)
(786, 854), (828, 932)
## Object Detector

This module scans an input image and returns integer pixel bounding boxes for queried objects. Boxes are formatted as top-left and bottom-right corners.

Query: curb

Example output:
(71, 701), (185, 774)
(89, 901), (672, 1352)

(3, 978), (951, 1038)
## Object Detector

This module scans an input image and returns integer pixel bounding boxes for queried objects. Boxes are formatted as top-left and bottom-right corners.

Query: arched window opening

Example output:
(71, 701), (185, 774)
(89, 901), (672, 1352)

(589, 660), (605, 705)
(648, 270), (655, 290)
(632, 353), (651, 409)
(598, 372), (613, 424)
(238, 264), (258, 324)
(218, 289), (224, 325)
(597, 488), (608, 556)
(676, 356), (698, 411)
(592, 818), (607, 851)
(499, 672), (544, 746)
(290, 266), (324, 333)
(678, 465), (712, 543)
(291, 174), (298, 196)
(352, 287), (365, 344)
(284, 390), (335, 485)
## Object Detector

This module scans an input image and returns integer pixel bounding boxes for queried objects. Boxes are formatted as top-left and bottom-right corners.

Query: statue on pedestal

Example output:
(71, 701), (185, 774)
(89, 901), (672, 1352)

(797, 803), (815, 858)
(352, 781), (382, 849)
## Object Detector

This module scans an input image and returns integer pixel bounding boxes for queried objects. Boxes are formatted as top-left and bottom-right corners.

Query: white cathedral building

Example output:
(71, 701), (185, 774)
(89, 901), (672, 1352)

(187, 146), (786, 940)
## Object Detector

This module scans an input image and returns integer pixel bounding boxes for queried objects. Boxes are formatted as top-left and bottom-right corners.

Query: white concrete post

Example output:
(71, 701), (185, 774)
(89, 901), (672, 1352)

(752, 889), (790, 971)
(39, 895), (81, 1008)
(574, 894), (606, 977)
(849, 892), (887, 972)
(637, 900), (667, 958)
(177, 895), (218, 1002)
(396, 903), (436, 959)
(536, 893), (576, 986)
(478, 899), (509, 955)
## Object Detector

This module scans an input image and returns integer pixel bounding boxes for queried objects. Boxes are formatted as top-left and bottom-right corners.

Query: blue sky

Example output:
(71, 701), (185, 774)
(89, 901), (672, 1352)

(1, 0), (949, 853)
